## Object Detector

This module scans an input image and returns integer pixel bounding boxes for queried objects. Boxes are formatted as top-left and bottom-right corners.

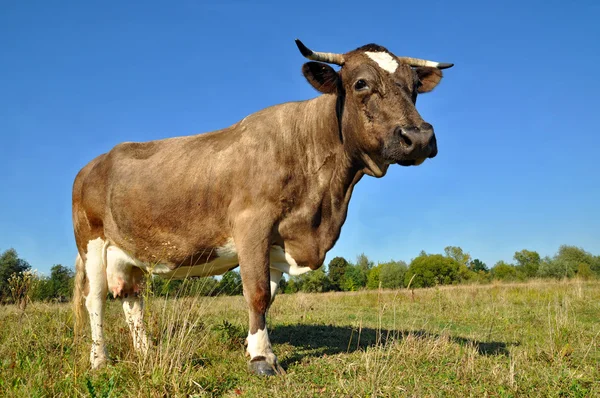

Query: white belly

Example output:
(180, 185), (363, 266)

(104, 238), (312, 281)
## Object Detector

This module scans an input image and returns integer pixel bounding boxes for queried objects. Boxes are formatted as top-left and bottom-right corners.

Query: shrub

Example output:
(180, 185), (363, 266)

(405, 254), (462, 288)
(379, 261), (408, 289)
(490, 261), (524, 282)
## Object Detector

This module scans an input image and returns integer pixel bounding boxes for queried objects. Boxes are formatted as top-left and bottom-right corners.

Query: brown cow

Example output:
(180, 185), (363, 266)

(72, 39), (453, 375)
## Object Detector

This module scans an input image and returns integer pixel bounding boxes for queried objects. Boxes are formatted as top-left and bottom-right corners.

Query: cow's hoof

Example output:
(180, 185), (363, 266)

(248, 357), (277, 376)
(90, 356), (109, 370)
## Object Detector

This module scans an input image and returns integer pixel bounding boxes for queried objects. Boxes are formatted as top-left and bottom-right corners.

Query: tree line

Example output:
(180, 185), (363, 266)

(1, 244), (599, 305)
(283, 245), (600, 294)
(0, 248), (245, 306)
(0, 249), (74, 305)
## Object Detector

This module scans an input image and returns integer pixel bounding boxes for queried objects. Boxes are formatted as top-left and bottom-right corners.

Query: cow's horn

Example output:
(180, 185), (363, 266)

(295, 39), (345, 66)
(398, 57), (454, 70)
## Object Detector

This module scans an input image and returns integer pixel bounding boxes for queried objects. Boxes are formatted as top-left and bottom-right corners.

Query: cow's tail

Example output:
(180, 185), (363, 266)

(73, 253), (87, 339)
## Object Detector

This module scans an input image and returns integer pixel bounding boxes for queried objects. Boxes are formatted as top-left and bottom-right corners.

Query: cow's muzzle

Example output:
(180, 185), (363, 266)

(393, 122), (438, 166)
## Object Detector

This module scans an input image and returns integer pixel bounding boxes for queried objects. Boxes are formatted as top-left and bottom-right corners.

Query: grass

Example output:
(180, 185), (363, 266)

(1, 279), (599, 397)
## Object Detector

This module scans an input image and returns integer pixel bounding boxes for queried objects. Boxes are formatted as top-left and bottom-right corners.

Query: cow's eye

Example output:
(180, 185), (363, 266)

(354, 79), (368, 91)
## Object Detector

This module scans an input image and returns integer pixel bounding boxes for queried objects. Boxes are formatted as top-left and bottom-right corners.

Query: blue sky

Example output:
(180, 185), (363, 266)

(1, 0), (599, 275)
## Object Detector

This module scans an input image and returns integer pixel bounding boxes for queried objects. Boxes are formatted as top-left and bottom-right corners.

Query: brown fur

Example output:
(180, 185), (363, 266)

(72, 46), (447, 272)
(72, 42), (451, 367)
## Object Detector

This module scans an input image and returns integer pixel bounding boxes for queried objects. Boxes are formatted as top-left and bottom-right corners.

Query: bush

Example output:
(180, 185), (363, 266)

(217, 271), (243, 295)
(364, 260), (408, 290)
(7, 270), (37, 309)
(152, 278), (184, 296)
(379, 261), (407, 289)
(514, 249), (541, 277)
(327, 257), (349, 291)
(286, 269), (331, 293)
(550, 245), (598, 279)
(342, 265), (367, 291)
(538, 257), (568, 279)
(490, 261), (524, 281)
(577, 263), (594, 280)
(405, 254), (463, 288)
(284, 277), (302, 294)
(366, 266), (381, 289)
(470, 259), (488, 273)
(300, 269), (331, 293)
(0, 248), (31, 303)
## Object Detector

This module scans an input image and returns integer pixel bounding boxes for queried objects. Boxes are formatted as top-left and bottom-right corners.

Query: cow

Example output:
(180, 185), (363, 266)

(72, 39), (453, 376)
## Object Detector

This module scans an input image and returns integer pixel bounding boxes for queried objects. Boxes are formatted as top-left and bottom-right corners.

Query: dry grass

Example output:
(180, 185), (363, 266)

(1, 279), (599, 397)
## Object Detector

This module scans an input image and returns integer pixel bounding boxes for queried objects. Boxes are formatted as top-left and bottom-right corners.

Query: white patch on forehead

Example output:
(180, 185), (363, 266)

(365, 51), (398, 74)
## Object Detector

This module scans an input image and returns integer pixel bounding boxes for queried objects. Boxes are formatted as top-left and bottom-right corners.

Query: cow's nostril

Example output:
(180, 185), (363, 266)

(399, 131), (412, 148)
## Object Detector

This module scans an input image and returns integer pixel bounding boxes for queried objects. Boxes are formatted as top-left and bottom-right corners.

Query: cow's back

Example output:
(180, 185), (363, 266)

(72, 127), (264, 265)
(72, 97), (338, 265)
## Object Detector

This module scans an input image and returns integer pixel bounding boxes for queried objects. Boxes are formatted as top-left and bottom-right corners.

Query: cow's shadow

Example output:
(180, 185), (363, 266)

(270, 324), (516, 368)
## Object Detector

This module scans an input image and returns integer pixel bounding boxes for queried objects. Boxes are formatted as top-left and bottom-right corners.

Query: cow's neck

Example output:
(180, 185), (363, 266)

(295, 94), (364, 192)
(277, 95), (365, 268)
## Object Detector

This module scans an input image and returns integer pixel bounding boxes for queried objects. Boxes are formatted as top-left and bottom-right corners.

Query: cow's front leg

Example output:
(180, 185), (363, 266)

(235, 216), (281, 376)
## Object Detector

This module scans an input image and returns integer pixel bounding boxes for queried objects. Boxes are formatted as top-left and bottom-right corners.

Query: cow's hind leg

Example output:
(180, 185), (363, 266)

(269, 268), (283, 306)
(122, 296), (149, 355)
(84, 238), (109, 368)
(106, 245), (149, 356)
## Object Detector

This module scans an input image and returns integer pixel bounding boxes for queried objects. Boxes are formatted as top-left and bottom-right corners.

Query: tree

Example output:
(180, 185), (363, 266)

(471, 259), (488, 273)
(0, 249), (31, 302)
(356, 253), (374, 273)
(48, 264), (74, 301)
(458, 264), (477, 282)
(405, 253), (462, 288)
(218, 271), (243, 295)
(513, 249), (541, 277)
(366, 265), (381, 289)
(278, 276), (288, 293)
(31, 276), (53, 301)
(186, 277), (219, 296)
(444, 246), (471, 267)
(327, 257), (349, 291)
(30, 265), (74, 302)
(537, 256), (564, 279)
(284, 270), (331, 293)
(344, 259), (407, 290)
(490, 261), (522, 281)
(299, 269), (331, 293)
(152, 277), (184, 296)
(342, 264), (367, 291)
(552, 245), (596, 278)
(577, 263), (594, 280)
(379, 260), (408, 289)
(285, 276), (302, 293)
(342, 254), (372, 291)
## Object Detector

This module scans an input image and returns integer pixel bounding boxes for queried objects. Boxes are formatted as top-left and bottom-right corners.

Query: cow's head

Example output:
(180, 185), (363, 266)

(296, 40), (453, 177)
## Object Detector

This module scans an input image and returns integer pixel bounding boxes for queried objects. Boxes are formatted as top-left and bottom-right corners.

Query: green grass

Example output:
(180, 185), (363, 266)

(1, 280), (599, 397)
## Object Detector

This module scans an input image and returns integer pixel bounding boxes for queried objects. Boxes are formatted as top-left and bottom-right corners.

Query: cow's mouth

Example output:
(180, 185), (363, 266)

(398, 158), (427, 167)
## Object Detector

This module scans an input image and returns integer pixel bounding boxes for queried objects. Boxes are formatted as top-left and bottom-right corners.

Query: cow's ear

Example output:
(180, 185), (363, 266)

(415, 67), (443, 93)
(302, 62), (339, 94)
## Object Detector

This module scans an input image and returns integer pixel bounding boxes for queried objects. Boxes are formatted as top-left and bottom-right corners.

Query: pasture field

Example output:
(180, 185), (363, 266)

(1, 280), (599, 397)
